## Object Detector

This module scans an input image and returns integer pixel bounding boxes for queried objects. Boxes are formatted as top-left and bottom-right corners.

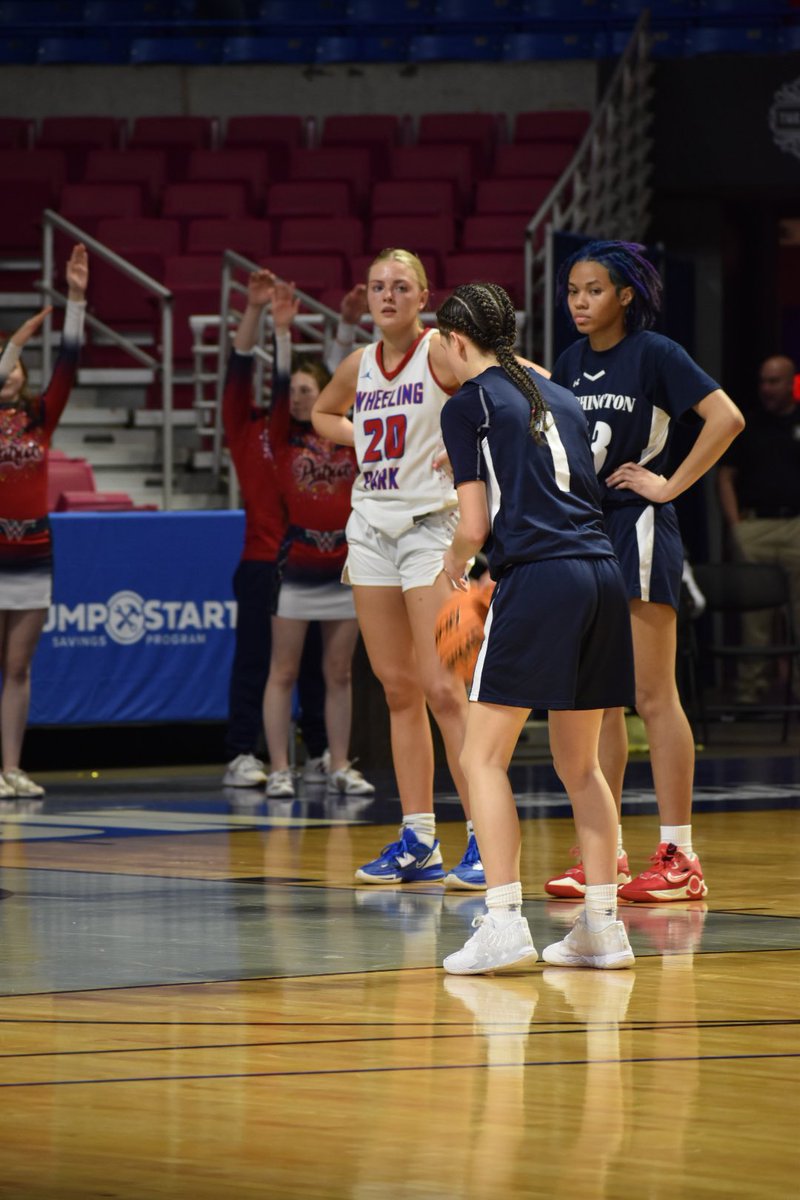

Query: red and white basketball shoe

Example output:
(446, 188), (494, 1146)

(618, 842), (708, 903)
(544, 846), (631, 899)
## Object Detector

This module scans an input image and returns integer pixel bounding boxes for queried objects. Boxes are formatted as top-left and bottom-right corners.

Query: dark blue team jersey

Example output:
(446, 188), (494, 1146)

(440, 365), (614, 578)
(551, 330), (719, 508)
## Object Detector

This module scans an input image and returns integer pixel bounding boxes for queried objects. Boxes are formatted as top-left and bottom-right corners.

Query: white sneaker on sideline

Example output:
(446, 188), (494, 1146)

(302, 749), (330, 783)
(443, 912), (538, 976)
(223, 753), (268, 788)
(327, 763), (375, 796)
(3, 768), (45, 798)
(542, 912), (635, 970)
(0, 774), (16, 798)
(265, 768), (295, 798)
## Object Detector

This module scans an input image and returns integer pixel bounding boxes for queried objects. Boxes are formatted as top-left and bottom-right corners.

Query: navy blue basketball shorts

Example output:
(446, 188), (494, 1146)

(603, 501), (683, 610)
(469, 556), (635, 711)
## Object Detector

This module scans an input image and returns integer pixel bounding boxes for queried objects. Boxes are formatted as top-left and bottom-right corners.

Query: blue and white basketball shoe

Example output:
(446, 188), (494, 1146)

(355, 827), (445, 884)
(443, 834), (487, 891)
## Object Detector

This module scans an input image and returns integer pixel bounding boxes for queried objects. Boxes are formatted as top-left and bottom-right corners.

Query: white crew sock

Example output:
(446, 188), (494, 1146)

(485, 881), (523, 927)
(585, 883), (618, 931)
(402, 812), (436, 847)
(660, 824), (693, 858)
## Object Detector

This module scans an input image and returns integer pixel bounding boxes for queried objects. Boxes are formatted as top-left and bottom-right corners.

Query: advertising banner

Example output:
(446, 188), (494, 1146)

(30, 511), (244, 725)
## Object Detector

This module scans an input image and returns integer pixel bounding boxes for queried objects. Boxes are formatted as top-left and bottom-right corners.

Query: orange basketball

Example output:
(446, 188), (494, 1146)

(435, 581), (494, 682)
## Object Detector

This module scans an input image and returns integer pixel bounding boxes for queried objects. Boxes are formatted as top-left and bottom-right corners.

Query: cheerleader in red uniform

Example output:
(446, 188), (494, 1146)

(0, 243), (88, 798)
(262, 278), (374, 800)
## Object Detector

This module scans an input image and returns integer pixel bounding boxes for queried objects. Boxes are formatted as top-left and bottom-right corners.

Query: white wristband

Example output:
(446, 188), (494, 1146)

(336, 319), (356, 345)
(275, 330), (292, 377)
(63, 299), (87, 344)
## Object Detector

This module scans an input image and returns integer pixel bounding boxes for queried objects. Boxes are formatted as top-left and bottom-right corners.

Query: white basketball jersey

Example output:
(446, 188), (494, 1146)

(351, 329), (458, 536)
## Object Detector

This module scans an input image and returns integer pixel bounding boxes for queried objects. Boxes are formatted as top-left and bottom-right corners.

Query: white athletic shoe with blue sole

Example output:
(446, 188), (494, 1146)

(355, 827), (445, 884)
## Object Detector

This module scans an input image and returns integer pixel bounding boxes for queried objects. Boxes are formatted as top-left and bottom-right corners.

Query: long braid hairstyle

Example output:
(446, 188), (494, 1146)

(557, 240), (663, 332)
(437, 282), (549, 440)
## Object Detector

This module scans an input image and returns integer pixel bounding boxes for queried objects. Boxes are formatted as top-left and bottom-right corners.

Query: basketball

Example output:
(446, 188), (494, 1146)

(435, 581), (494, 682)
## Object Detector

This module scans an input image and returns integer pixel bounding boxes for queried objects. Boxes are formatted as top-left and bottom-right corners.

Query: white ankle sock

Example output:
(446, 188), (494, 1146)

(402, 813), (436, 847)
(660, 824), (693, 857)
(585, 883), (618, 931)
(466, 819), (475, 839)
(617, 824), (625, 856)
(486, 882), (523, 926)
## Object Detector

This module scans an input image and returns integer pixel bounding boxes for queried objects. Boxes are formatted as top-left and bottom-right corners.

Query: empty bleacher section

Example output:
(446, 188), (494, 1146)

(2, 98), (598, 507)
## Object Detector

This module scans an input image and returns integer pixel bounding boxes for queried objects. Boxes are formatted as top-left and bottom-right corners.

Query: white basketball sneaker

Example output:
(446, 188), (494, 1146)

(223, 754), (267, 788)
(542, 912), (635, 970)
(443, 912), (538, 976)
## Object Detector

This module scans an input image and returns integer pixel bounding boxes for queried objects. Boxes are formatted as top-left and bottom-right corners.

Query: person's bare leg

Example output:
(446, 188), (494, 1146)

(630, 600), (694, 826)
(458, 701), (529, 886)
(353, 585), (434, 815)
(598, 706), (627, 818)
(404, 572), (471, 817)
(0, 609), (48, 771)
(319, 618), (360, 771)
(549, 709), (617, 885)
(263, 617), (308, 771)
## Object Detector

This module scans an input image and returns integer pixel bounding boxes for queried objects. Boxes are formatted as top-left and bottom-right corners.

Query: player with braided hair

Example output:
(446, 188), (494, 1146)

(547, 240), (744, 903)
(436, 282), (637, 973)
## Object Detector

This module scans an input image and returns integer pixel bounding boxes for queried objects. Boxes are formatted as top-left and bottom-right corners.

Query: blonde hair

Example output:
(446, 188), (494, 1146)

(368, 247), (429, 292)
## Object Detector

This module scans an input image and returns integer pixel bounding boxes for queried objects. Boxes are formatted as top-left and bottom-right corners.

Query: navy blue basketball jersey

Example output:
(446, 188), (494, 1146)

(440, 366), (614, 578)
(551, 331), (719, 507)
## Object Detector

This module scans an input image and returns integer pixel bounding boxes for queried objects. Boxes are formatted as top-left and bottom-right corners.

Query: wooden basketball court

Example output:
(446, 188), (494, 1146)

(0, 736), (797, 1198)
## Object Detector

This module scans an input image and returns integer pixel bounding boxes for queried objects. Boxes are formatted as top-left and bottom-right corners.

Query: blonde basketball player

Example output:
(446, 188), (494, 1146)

(312, 248), (484, 888)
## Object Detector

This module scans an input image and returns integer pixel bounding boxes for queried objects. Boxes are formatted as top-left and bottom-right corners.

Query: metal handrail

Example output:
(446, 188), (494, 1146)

(210, 249), (373, 485)
(523, 11), (653, 363)
(41, 210), (176, 509)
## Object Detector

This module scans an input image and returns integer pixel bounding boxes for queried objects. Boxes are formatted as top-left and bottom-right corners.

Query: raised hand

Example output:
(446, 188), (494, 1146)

(246, 268), (276, 310)
(340, 283), (368, 325)
(11, 307), (54, 348)
(270, 279), (300, 335)
(66, 243), (88, 299)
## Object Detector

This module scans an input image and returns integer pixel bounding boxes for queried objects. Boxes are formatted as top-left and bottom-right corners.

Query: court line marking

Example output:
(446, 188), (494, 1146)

(1, 1049), (799, 1088)
(2, 944), (800, 1000)
(1, 1016), (798, 1058)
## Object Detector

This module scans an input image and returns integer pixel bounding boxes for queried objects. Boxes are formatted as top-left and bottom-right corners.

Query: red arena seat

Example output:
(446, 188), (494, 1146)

(371, 179), (456, 218)
(185, 148), (271, 213)
(514, 110), (591, 144)
(417, 112), (503, 173)
(47, 455), (97, 511)
(186, 218), (272, 261)
(265, 254), (347, 297)
(277, 216), (365, 259)
(0, 118), (33, 149)
(444, 252), (525, 307)
(83, 149), (168, 210)
(161, 182), (248, 227)
(266, 180), (352, 219)
(473, 178), (553, 215)
(492, 142), (576, 181)
(388, 146), (473, 209)
(288, 147), (373, 209)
